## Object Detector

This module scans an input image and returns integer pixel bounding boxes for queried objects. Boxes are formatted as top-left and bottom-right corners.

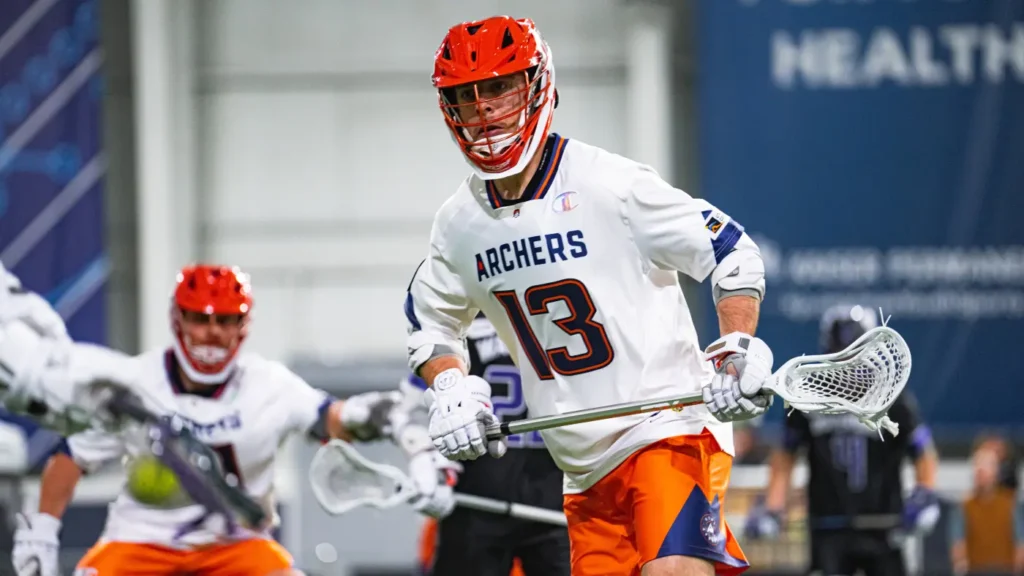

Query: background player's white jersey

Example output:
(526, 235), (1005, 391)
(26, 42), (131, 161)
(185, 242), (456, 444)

(68, 349), (330, 547)
(406, 135), (764, 493)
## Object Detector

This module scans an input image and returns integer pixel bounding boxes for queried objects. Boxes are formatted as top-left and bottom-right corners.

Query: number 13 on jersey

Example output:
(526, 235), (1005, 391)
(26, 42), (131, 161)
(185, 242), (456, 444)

(494, 278), (615, 380)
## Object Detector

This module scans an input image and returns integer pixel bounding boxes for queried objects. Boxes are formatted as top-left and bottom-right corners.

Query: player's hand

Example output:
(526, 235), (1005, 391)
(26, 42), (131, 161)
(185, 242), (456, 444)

(423, 371), (507, 461)
(902, 485), (940, 535)
(407, 450), (462, 519)
(12, 512), (61, 576)
(743, 496), (783, 541)
(0, 277), (69, 342)
(339, 390), (405, 442)
(702, 332), (774, 423)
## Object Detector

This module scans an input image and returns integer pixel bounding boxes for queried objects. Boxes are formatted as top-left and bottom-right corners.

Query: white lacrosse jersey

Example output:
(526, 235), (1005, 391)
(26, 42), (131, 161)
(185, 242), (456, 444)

(407, 134), (762, 493)
(68, 349), (330, 547)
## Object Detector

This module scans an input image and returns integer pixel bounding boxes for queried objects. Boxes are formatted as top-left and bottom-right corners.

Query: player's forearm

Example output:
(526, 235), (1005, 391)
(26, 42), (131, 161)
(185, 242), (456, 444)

(716, 294), (760, 336)
(951, 541), (968, 574)
(914, 445), (939, 489)
(418, 355), (468, 387)
(325, 400), (355, 442)
(38, 452), (82, 518)
(764, 450), (795, 512)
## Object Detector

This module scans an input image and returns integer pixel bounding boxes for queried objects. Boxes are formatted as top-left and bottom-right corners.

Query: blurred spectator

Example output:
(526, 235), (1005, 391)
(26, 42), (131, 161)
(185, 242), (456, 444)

(949, 434), (1024, 575)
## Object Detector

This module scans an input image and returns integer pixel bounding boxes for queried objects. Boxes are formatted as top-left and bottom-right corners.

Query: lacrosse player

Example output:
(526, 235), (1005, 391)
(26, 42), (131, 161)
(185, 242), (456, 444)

(12, 264), (457, 576)
(406, 15), (773, 575)
(410, 313), (568, 576)
(0, 260), (139, 435)
(745, 304), (940, 576)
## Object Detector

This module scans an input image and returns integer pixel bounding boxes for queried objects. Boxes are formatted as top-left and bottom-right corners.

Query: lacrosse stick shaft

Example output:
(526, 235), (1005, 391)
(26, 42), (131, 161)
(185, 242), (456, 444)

(487, 326), (909, 441)
(486, 393), (704, 440)
(811, 514), (901, 531)
(105, 390), (268, 530)
(454, 493), (567, 527)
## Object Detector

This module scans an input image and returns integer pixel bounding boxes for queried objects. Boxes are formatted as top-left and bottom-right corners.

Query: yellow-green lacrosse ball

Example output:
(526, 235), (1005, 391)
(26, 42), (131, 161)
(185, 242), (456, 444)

(126, 455), (184, 507)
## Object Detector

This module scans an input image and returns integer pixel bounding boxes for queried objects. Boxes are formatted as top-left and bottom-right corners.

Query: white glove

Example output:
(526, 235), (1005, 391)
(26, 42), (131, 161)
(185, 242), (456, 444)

(1, 268), (69, 400)
(339, 390), (405, 442)
(407, 449), (462, 519)
(12, 512), (61, 576)
(0, 270), (69, 341)
(423, 370), (507, 461)
(702, 332), (774, 423)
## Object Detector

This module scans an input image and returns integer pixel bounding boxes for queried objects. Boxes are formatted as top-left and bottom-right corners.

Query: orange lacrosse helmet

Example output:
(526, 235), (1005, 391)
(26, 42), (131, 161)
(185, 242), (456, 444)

(170, 264), (253, 384)
(432, 16), (557, 180)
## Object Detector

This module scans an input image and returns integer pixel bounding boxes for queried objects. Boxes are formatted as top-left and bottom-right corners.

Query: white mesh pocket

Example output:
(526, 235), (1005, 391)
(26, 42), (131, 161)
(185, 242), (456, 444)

(776, 327), (911, 435)
(787, 331), (909, 413)
(309, 440), (415, 515)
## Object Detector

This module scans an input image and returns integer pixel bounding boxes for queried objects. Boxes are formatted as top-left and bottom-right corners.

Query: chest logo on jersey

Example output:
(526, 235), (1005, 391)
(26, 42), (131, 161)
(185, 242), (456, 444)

(172, 410), (243, 438)
(552, 191), (579, 213)
(475, 229), (589, 282)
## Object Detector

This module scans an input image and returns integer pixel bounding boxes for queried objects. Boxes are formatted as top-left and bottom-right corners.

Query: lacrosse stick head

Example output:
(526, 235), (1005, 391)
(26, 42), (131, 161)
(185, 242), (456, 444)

(309, 439), (418, 516)
(769, 326), (911, 436)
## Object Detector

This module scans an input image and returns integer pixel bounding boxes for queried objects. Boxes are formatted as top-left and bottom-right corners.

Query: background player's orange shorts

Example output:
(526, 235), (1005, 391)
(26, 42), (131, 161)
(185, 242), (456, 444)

(563, 430), (748, 575)
(75, 537), (294, 575)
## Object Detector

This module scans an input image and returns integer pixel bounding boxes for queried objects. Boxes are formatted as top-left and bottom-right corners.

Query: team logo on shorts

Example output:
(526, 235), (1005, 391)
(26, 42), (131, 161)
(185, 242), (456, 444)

(552, 191), (579, 213)
(700, 512), (723, 546)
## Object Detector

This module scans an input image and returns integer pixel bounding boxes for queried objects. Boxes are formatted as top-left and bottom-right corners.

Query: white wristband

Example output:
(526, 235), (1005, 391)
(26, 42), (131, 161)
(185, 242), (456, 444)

(432, 368), (463, 392)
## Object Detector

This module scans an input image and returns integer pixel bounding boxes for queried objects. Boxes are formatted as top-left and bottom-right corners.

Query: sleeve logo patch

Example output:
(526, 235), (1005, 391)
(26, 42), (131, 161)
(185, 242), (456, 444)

(702, 209), (731, 240)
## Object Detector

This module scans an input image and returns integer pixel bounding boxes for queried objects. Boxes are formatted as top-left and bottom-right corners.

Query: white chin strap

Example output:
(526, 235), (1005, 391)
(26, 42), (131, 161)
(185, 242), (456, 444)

(468, 135), (518, 162)
(464, 111), (525, 161)
(467, 127), (541, 181)
(171, 338), (237, 385)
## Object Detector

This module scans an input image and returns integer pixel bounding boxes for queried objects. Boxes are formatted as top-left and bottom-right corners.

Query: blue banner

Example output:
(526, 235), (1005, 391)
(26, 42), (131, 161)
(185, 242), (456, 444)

(696, 0), (1024, 436)
(0, 0), (107, 345)
(1, 0), (106, 457)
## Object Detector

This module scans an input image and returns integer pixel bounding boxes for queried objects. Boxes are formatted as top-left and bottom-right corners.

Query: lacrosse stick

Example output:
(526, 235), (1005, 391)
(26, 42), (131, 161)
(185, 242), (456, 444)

(487, 324), (911, 440)
(811, 513), (901, 531)
(310, 439), (568, 526)
(104, 388), (269, 535)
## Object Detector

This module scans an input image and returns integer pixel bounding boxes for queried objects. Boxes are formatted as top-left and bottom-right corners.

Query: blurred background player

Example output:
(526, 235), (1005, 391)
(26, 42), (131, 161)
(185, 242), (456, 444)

(10, 264), (457, 576)
(0, 261), (306, 572)
(410, 313), (569, 576)
(746, 304), (941, 576)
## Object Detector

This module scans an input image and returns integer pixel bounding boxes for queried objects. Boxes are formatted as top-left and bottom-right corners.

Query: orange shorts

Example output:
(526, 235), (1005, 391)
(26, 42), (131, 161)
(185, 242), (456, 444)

(563, 431), (748, 575)
(75, 537), (294, 575)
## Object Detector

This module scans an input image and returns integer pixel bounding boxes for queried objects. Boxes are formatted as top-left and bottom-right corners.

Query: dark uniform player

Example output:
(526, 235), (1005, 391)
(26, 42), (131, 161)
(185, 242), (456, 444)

(405, 313), (570, 576)
(745, 304), (941, 576)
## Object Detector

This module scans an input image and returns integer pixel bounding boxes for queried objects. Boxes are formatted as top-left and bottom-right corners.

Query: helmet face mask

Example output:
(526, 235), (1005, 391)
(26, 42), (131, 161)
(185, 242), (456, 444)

(170, 265), (253, 385)
(432, 16), (557, 180)
(441, 71), (535, 161)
